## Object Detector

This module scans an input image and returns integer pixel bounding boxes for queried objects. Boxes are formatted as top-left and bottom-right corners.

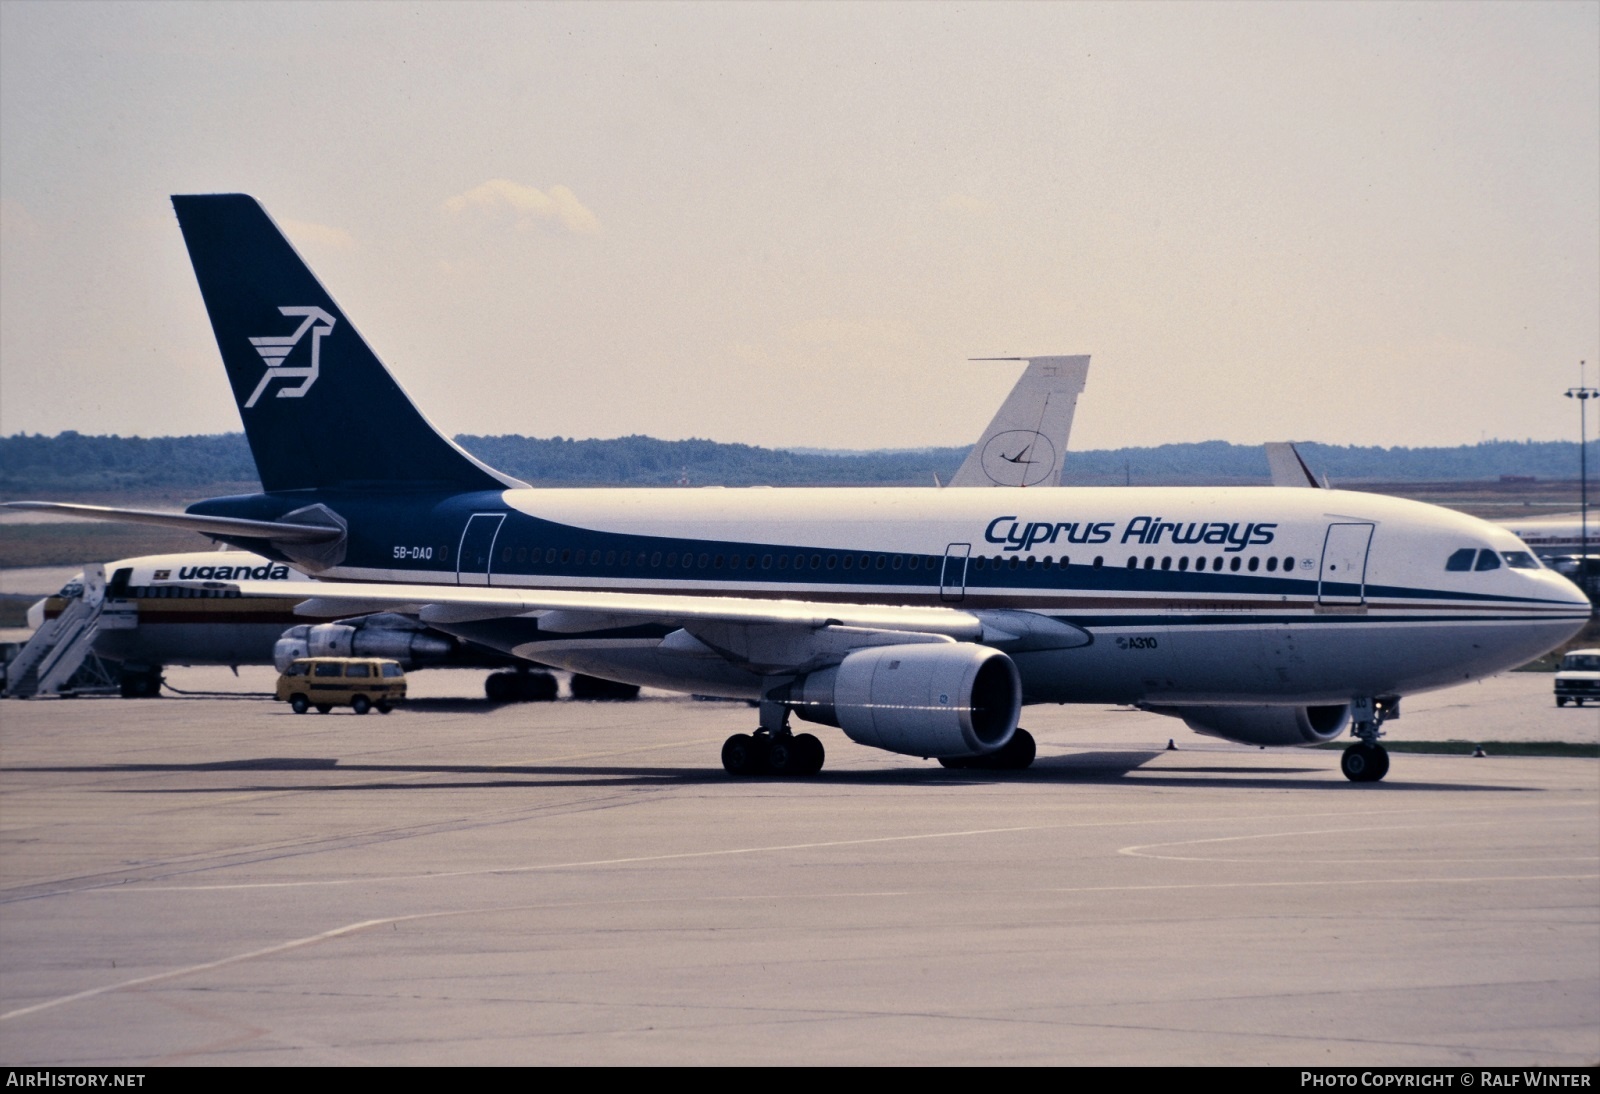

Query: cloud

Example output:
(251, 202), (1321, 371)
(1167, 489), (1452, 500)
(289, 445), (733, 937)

(442, 178), (601, 236)
(281, 218), (356, 250)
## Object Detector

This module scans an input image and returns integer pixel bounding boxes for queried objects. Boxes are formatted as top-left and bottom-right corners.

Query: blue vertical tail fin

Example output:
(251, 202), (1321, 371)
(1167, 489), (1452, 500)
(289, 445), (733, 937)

(172, 194), (522, 494)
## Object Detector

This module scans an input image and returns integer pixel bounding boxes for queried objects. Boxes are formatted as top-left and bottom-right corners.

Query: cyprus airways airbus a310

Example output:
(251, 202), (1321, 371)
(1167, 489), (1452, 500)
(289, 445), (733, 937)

(11, 194), (1589, 781)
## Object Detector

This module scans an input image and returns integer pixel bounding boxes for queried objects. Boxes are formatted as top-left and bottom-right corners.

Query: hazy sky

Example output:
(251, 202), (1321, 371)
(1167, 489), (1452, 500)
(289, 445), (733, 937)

(2, 1), (1596, 452)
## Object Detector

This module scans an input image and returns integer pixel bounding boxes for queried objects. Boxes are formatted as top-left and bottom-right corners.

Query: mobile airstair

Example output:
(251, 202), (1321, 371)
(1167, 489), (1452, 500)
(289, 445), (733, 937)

(3, 566), (119, 697)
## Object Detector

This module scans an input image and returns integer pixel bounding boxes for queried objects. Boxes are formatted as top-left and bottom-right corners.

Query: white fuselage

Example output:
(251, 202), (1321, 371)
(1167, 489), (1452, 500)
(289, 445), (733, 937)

(324, 485), (1589, 707)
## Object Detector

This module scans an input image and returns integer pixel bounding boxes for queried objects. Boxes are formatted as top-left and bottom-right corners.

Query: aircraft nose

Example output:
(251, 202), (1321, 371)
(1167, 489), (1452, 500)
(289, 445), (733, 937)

(1548, 570), (1595, 608)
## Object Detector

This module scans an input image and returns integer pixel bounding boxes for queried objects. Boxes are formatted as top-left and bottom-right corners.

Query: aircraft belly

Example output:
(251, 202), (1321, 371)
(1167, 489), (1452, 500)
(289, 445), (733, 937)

(520, 643), (765, 698)
(94, 623), (285, 666)
(1276, 615), (1586, 697)
(1018, 613), (1583, 706)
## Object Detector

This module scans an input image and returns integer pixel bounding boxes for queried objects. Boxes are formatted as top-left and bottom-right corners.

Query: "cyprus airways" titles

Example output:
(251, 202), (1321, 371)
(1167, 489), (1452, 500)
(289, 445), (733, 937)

(985, 515), (1278, 554)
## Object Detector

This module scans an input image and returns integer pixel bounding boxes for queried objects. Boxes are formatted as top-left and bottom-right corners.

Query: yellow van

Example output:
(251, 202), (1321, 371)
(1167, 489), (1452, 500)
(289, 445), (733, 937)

(276, 657), (406, 714)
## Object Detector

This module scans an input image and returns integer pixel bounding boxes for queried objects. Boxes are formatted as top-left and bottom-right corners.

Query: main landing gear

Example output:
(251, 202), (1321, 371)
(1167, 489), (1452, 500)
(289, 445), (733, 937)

(1340, 696), (1392, 783)
(118, 666), (163, 699)
(723, 699), (827, 777)
(721, 730), (826, 777)
(484, 669), (558, 703)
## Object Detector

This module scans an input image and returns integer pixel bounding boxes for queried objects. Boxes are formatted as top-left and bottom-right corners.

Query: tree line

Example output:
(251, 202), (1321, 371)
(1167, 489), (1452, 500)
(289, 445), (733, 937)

(2, 430), (1595, 493)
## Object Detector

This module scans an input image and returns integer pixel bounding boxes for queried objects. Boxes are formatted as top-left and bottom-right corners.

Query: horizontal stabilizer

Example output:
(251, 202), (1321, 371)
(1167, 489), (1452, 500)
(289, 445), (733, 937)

(2, 501), (344, 543)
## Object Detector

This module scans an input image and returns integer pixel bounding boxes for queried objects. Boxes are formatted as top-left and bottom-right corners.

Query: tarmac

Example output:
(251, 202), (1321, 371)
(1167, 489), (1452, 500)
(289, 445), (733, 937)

(0, 669), (1596, 1066)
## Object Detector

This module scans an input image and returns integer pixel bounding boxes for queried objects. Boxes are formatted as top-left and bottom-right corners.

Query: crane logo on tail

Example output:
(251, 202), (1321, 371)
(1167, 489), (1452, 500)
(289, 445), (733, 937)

(979, 430), (1056, 487)
(244, 306), (337, 408)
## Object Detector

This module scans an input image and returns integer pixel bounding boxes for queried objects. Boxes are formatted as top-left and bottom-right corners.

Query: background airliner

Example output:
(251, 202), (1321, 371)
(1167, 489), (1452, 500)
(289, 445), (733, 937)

(5, 353), (1091, 701)
(10, 194), (1589, 781)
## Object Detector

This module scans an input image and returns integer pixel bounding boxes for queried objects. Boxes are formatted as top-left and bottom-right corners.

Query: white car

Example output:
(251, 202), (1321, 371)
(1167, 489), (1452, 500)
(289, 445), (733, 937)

(1554, 648), (1600, 707)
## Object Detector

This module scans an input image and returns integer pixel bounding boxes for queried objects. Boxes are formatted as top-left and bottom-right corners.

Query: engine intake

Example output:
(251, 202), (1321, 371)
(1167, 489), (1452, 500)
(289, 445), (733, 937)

(1149, 703), (1352, 746)
(787, 643), (1021, 758)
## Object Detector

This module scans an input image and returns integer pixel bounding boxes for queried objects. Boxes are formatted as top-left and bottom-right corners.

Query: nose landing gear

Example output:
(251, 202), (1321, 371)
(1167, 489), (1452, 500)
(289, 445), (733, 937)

(1340, 741), (1389, 782)
(1340, 696), (1393, 783)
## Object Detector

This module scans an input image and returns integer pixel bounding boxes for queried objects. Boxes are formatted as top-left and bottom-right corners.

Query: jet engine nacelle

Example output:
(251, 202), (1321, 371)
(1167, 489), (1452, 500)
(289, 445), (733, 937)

(788, 643), (1021, 758)
(274, 613), (455, 672)
(1153, 703), (1352, 746)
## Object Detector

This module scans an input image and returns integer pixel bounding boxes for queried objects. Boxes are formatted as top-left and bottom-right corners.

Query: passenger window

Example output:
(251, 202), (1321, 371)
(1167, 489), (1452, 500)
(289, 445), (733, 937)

(1446, 548), (1475, 571)
(1247, 557), (1259, 572)
(381, 664), (404, 678)
(346, 663), (371, 678)
(314, 663), (341, 678)
(1475, 549), (1501, 572)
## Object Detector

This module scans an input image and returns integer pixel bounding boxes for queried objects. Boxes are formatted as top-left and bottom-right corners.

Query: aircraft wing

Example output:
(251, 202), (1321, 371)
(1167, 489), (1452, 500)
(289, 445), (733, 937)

(201, 579), (1090, 659)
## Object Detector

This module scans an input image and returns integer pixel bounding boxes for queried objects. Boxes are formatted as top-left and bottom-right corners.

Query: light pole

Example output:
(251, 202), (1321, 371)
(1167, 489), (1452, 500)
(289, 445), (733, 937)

(1566, 360), (1597, 598)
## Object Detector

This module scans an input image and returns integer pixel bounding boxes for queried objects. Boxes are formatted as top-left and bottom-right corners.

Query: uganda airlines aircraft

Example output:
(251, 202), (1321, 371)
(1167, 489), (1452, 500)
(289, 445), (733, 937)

(10, 194), (1590, 781)
(12, 550), (528, 699)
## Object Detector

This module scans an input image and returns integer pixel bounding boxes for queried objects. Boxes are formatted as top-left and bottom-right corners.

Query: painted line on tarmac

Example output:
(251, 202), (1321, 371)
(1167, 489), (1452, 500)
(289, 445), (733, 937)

(1119, 813), (1600, 861)
(6, 868), (1596, 1024)
(57, 801), (1590, 894)
(112, 823), (1057, 891)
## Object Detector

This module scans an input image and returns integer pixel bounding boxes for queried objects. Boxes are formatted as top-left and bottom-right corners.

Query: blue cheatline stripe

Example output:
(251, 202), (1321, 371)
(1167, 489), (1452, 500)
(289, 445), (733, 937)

(205, 498), (1580, 611)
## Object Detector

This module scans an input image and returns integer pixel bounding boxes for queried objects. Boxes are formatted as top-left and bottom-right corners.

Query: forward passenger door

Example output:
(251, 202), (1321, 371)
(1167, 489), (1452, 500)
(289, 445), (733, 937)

(1318, 523), (1374, 607)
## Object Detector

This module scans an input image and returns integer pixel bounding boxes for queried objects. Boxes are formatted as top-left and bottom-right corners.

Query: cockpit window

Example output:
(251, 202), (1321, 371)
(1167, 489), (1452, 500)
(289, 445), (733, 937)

(1500, 551), (1539, 570)
(1445, 549), (1475, 572)
(1474, 549), (1501, 571)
